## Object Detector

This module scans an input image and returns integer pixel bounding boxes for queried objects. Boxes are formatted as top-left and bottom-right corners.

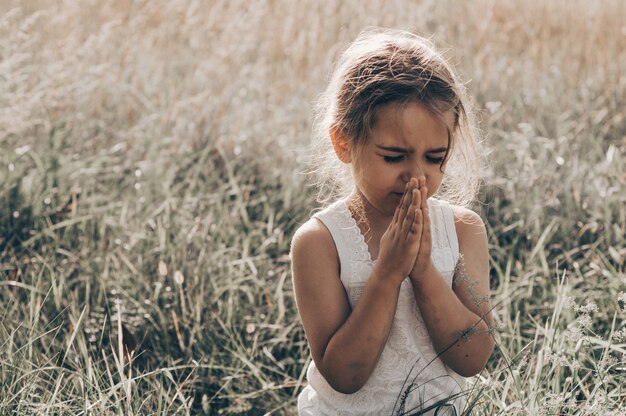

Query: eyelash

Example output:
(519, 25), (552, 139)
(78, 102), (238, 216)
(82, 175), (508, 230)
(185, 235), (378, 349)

(383, 155), (405, 164)
(427, 156), (445, 164)
(383, 155), (445, 164)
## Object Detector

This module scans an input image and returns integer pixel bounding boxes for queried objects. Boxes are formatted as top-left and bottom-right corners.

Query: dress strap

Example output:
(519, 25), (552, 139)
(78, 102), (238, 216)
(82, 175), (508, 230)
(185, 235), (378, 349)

(439, 200), (459, 258)
(312, 199), (371, 287)
(311, 201), (349, 267)
(427, 198), (460, 284)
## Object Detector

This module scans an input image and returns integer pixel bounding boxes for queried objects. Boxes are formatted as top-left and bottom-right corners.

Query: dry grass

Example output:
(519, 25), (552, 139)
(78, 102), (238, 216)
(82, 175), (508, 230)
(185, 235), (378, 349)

(1, 0), (625, 414)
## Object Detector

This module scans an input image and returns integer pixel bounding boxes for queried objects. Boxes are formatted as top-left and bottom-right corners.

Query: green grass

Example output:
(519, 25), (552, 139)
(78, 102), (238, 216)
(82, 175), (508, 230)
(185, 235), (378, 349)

(1, 0), (625, 414)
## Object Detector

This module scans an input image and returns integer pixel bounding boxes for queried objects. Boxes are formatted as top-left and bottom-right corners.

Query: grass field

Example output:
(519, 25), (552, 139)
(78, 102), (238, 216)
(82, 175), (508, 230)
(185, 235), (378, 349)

(1, 0), (625, 414)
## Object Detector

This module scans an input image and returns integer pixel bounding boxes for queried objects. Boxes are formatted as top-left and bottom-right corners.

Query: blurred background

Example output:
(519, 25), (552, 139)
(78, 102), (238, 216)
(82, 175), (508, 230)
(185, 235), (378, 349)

(1, 0), (625, 414)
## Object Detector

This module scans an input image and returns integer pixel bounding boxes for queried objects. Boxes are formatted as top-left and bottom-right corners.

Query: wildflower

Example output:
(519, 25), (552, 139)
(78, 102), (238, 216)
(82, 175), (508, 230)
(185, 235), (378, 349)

(575, 300), (599, 314)
(564, 325), (584, 343)
(612, 327), (626, 343)
(563, 296), (577, 310)
(577, 314), (592, 329)
(544, 349), (568, 367)
(454, 255), (491, 310)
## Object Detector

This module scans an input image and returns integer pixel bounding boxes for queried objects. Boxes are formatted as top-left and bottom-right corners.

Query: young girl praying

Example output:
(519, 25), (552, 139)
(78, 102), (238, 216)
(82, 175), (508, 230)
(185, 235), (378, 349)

(290, 28), (494, 415)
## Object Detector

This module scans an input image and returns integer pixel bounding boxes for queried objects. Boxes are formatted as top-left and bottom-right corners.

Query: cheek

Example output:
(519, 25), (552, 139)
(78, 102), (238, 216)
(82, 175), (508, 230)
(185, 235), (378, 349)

(426, 170), (444, 196)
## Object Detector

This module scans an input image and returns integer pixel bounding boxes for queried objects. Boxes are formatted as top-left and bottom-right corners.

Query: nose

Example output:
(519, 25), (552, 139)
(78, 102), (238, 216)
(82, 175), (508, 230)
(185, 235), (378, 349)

(401, 160), (424, 183)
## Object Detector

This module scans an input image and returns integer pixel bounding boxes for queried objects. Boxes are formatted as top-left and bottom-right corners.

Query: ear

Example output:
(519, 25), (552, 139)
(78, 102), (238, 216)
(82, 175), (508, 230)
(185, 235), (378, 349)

(330, 126), (351, 164)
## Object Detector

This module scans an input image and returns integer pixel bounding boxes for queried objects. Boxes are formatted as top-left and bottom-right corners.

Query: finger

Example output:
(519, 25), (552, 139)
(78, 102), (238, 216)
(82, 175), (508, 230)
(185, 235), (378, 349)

(402, 196), (417, 237)
(420, 183), (427, 209)
(391, 195), (402, 226)
(395, 189), (412, 236)
(411, 207), (423, 238)
(392, 182), (410, 224)
(403, 183), (413, 211)
(402, 189), (419, 237)
(414, 183), (421, 210)
(421, 205), (431, 244)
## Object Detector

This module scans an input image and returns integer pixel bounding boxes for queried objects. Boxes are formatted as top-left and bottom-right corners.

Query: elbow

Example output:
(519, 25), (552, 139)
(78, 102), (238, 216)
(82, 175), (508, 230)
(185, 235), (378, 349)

(451, 362), (485, 378)
(448, 353), (490, 377)
(328, 378), (366, 395)
(447, 338), (495, 378)
(318, 363), (367, 395)
(316, 346), (372, 394)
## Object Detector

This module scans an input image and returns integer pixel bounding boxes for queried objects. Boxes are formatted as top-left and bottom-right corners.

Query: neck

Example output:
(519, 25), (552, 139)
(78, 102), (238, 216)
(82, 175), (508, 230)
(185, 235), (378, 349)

(347, 190), (393, 235)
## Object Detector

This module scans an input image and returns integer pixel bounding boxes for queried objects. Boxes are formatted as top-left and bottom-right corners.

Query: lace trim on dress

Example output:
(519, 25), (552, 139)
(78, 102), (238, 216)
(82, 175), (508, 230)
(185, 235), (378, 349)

(318, 200), (373, 293)
(337, 200), (373, 264)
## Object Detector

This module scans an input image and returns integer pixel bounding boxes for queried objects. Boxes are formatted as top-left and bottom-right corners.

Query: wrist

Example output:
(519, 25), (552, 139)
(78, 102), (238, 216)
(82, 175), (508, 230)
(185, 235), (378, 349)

(409, 260), (436, 283)
(372, 263), (406, 289)
(408, 262), (438, 303)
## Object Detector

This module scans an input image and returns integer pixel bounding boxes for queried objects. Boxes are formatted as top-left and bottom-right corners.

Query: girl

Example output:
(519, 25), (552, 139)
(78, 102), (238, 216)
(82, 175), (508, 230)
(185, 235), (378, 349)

(290, 28), (494, 415)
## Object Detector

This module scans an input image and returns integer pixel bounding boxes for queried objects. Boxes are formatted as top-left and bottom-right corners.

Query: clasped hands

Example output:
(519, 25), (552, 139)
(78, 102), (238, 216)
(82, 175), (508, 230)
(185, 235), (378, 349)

(377, 177), (434, 285)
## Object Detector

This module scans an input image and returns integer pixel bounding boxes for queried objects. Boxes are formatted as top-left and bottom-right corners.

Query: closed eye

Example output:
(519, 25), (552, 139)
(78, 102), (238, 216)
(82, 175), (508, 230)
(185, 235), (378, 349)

(383, 155), (406, 164)
(426, 156), (445, 164)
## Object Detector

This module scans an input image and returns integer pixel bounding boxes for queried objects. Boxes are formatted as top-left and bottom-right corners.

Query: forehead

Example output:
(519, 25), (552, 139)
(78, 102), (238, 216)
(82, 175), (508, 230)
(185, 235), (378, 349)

(369, 102), (452, 148)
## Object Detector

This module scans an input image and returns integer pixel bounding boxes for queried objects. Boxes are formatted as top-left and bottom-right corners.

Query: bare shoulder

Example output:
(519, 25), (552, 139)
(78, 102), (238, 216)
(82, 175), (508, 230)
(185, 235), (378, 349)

(450, 205), (485, 227)
(450, 205), (487, 248)
(290, 217), (338, 265)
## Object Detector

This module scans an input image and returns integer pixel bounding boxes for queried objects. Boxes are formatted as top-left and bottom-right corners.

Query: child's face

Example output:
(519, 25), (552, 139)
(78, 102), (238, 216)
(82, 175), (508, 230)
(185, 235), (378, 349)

(352, 101), (451, 217)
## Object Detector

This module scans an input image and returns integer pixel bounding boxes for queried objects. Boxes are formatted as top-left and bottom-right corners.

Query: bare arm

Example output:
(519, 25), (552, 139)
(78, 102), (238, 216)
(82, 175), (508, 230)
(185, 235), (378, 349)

(409, 262), (494, 377)
(291, 181), (423, 393)
(408, 180), (494, 377)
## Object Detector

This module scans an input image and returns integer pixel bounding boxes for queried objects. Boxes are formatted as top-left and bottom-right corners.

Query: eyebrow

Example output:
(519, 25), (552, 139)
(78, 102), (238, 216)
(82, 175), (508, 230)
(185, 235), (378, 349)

(375, 145), (448, 153)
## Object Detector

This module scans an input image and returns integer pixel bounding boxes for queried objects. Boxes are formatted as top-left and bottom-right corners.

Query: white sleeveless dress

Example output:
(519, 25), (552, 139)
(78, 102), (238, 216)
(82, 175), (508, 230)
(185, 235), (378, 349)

(297, 198), (466, 416)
